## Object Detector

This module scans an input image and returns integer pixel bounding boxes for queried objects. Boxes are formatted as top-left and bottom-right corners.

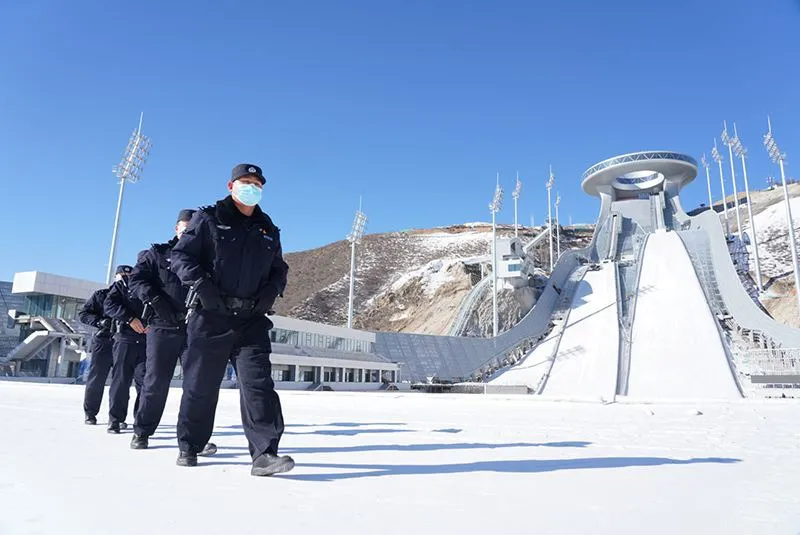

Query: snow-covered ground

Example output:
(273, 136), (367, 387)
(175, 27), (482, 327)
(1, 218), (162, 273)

(744, 195), (800, 279)
(3, 382), (800, 534)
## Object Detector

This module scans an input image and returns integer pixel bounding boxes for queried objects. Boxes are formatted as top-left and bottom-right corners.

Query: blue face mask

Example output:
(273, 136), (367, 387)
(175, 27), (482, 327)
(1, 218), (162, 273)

(233, 182), (262, 206)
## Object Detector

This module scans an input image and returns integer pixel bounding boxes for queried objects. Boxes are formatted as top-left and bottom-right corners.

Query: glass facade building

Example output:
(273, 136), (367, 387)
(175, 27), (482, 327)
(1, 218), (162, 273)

(270, 327), (373, 353)
(0, 281), (28, 365)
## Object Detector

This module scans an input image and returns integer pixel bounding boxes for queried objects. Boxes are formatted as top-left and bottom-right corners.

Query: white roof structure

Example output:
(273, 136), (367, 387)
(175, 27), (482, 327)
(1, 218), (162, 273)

(581, 151), (697, 197)
(11, 271), (106, 300)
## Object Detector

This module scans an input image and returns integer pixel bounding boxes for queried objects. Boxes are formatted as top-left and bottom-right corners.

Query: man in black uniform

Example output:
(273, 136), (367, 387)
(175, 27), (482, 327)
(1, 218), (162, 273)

(78, 286), (114, 425)
(171, 163), (292, 475)
(104, 265), (148, 434)
(128, 209), (216, 456)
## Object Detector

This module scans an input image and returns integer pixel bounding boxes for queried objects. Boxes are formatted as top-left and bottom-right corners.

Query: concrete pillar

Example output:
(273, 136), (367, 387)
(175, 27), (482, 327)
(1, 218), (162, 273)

(293, 365), (300, 382)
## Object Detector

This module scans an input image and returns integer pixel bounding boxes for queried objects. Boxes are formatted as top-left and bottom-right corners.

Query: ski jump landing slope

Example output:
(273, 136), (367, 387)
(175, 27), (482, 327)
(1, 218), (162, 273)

(541, 263), (620, 400)
(491, 264), (620, 400)
(627, 231), (740, 399)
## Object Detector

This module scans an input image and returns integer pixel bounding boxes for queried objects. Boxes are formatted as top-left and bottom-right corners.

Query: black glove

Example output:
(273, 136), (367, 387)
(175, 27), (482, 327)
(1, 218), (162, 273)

(97, 318), (112, 330)
(150, 295), (177, 324)
(194, 278), (226, 313)
(253, 288), (279, 316)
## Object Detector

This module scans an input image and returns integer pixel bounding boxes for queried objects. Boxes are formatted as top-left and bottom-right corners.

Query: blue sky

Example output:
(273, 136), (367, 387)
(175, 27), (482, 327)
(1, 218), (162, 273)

(2, 0), (799, 283)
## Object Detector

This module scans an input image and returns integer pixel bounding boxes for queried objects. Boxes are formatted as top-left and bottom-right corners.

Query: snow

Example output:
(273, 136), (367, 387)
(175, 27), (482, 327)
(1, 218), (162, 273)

(3, 381), (800, 534)
(628, 232), (741, 399)
(490, 324), (563, 390)
(389, 258), (464, 297)
(542, 264), (620, 401)
(744, 195), (800, 278)
(415, 230), (491, 253)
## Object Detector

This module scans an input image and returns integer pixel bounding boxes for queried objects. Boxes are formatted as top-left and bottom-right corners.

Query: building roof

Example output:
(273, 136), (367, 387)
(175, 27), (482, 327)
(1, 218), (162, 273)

(581, 151), (698, 197)
(12, 272), (106, 300)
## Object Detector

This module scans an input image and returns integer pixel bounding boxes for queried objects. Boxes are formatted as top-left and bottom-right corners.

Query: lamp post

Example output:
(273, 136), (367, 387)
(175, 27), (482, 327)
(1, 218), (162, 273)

(106, 113), (152, 284)
(546, 166), (555, 272)
(700, 154), (714, 212)
(711, 139), (731, 238)
(512, 172), (522, 238)
(489, 175), (504, 337)
(346, 203), (367, 329)
(722, 121), (744, 239)
(763, 116), (800, 315)
(731, 123), (763, 292)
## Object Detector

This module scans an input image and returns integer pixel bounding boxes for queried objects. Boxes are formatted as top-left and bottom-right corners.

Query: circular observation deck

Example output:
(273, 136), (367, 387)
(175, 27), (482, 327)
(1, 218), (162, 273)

(581, 151), (697, 197)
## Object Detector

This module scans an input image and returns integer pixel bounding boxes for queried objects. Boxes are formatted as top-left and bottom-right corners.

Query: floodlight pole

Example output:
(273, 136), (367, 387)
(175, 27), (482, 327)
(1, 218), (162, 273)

(732, 123), (763, 292)
(512, 172), (522, 238)
(764, 116), (800, 315)
(346, 201), (367, 329)
(106, 113), (151, 284)
(547, 166), (555, 272)
(555, 194), (561, 260)
(722, 121), (744, 239)
(711, 139), (730, 238)
(489, 174), (503, 337)
(106, 174), (128, 284)
(701, 154), (714, 213)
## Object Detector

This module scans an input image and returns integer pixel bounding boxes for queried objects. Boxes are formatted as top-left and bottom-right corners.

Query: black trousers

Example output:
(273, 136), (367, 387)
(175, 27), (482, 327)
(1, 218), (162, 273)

(134, 325), (187, 436)
(83, 335), (114, 418)
(177, 310), (284, 458)
(108, 335), (147, 425)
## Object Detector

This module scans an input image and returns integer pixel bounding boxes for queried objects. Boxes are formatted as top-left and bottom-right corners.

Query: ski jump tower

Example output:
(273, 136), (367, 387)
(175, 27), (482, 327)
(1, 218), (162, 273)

(582, 151), (698, 252)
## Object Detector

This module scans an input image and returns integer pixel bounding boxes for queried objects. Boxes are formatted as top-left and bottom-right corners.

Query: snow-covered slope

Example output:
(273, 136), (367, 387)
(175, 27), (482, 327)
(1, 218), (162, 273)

(541, 264), (620, 401)
(744, 195), (800, 279)
(627, 232), (740, 400)
(3, 381), (800, 534)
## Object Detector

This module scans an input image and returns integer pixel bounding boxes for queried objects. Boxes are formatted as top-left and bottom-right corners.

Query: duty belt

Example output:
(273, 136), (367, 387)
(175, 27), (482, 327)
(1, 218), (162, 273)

(223, 297), (255, 311)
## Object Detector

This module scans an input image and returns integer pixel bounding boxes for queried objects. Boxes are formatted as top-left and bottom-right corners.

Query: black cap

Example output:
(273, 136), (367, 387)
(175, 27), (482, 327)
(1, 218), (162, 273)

(231, 163), (266, 185)
(177, 209), (196, 223)
(115, 265), (133, 275)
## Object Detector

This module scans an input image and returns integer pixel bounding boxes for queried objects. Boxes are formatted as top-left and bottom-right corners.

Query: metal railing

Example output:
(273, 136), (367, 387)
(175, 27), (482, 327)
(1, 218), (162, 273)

(731, 347), (800, 376)
(447, 276), (492, 336)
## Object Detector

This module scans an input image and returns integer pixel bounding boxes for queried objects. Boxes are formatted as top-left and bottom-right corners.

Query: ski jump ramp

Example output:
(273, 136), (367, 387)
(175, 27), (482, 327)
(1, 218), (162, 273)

(538, 263), (620, 401)
(627, 231), (740, 399)
(376, 151), (800, 399)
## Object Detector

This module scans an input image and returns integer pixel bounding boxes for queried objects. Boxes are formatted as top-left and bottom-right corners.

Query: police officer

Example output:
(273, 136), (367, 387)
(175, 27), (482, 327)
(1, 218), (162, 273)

(171, 163), (292, 475)
(125, 209), (193, 449)
(103, 264), (148, 434)
(78, 286), (114, 425)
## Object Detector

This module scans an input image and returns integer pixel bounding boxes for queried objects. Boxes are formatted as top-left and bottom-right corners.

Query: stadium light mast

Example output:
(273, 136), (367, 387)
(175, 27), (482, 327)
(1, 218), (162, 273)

(546, 166), (555, 272)
(732, 123), (763, 292)
(711, 139), (731, 238)
(700, 154), (714, 213)
(106, 113), (152, 284)
(346, 200), (368, 329)
(763, 116), (800, 315)
(555, 193), (561, 260)
(489, 174), (504, 337)
(512, 172), (522, 237)
(722, 121), (744, 239)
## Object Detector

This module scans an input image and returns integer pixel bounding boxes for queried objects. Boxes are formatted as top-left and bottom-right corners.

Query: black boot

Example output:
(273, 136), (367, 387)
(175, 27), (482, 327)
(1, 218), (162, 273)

(119, 422), (129, 430)
(251, 453), (295, 477)
(176, 451), (197, 467)
(197, 442), (217, 457)
(107, 422), (121, 434)
(85, 415), (97, 425)
(130, 434), (149, 449)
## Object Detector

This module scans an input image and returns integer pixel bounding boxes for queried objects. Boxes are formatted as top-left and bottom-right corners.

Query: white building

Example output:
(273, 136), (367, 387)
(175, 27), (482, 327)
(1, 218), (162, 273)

(2, 271), (399, 390)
